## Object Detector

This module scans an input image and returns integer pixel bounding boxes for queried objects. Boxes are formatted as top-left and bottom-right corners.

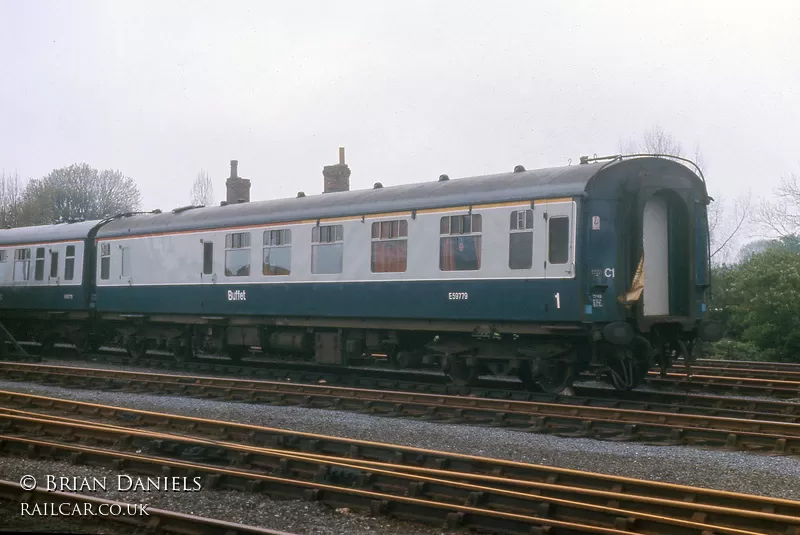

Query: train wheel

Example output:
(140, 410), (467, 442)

(536, 361), (576, 395)
(444, 355), (481, 387)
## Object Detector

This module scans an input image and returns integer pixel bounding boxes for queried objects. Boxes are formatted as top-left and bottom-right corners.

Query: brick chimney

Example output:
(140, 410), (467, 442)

(322, 147), (351, 194)
(225, 160), (251, 204)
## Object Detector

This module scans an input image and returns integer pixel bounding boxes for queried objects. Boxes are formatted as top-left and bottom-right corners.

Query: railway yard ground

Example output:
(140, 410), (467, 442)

(0, 353), (799, 534)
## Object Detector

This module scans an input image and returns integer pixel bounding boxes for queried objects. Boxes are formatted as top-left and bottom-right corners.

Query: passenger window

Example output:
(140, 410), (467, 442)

(440, 214), (482, 271)
(311, 224), (343, 274)
(0, 250), (6, 280)
(225, 232), (251, 277)
(100, 243), (111, 280)
(34, 247), (45, 281)
(50, 251), (59, 278)
(509, 209), (534, 269)
(548, 217), (570, 265)
(65, 245), (75, 281)
(371, 220), (408, 273)
(13, 248), (30, 281)
(263, 229), (291, 276)
(203, 242), (213, 275)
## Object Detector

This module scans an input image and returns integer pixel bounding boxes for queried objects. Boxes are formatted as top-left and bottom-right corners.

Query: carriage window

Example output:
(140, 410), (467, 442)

(100, 242), (111, 280)
(225, 232), (251, 277)
(13, 248), (30, 281)
(34, 247), (45, 281)
(548, 217), (570, 265)
(65, 245), (75, 281)
(203, 242), (213, 275)
(371, 220), (408, 273)
(440, 214), (482, 271)
(509, 209), (534, 269)
(312, 224), (343, 274)
(50, 250), (59, 278)
(0, 250), (6, 280)
(263, 229), (292, 276)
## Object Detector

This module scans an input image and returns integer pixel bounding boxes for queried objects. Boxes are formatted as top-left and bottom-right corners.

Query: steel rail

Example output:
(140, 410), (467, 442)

(0, 412), (796, 535)
(652, 365), (800, 381)
(2, 363), (800, 453)
(10, 352), (800, 416)
(693, 359), (800, 372)
(1, 389), (799, 523)
(9, 406), (800, 532)
(645, 373), (800, 398)
(0, 478), (296, 535)
(0, 435), (652, 535)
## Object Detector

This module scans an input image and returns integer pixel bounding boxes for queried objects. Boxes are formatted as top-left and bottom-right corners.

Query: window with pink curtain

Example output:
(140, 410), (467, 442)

(371, 220), (408, 272)
(439, 214), (481, 271)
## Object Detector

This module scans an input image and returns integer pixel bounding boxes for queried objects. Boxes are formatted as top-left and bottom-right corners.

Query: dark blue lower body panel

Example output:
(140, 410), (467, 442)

(97, 280), (583, 323)
(0, 285), (89, 312)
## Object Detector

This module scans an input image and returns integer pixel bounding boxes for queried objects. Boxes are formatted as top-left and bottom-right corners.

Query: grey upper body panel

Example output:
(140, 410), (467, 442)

(97, 162), (607, 238)
(0, 220), (102, 246)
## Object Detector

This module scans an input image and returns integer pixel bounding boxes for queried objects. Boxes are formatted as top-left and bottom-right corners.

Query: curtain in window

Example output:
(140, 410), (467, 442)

(440, 236), (481, 271)
(371, 240), (407, 273)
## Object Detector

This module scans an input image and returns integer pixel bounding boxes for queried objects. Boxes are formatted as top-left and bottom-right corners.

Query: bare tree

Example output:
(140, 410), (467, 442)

(190, 169), (214, 206)
(619, 125), (685, 162)
(0, 170), (25, 228)
(619, 126), (750, 264)
(756, 172), (800, 237)
(708, 193), (752, 264)
(19, 164), (142, 226)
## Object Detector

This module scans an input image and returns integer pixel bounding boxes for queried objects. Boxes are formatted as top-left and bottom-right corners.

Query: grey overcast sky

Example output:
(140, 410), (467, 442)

(1, 1), (798, 215)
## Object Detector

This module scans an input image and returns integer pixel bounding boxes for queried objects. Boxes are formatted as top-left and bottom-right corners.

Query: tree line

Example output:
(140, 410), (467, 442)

(0, 164), (142, 227)
(0, 165), (215, 228)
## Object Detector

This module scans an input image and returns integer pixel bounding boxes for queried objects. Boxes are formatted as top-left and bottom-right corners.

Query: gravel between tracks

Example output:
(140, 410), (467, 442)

(1, 368), (800, 534)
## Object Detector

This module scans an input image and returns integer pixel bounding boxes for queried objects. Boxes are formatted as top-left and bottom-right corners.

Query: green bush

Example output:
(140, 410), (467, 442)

(714, 245), (800, 362)
(706, 339), (773, 361)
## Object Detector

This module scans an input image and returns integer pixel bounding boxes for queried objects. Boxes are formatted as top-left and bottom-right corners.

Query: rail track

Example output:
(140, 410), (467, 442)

(8, 343), (800, 399)
(8, 346), (800, 413)
(693, 359), (800, 372)
(0, 392), (799, 534)
(2, 362), (800, 455)
(0, 478), (295, 535)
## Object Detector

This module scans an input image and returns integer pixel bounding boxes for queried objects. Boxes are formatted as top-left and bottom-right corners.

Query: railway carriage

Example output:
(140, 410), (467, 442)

(0, 220), (101, 353)
(0, 155), (723, 392)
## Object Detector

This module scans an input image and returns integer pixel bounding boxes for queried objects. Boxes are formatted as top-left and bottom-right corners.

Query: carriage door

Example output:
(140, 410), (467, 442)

(540, 200), (576, 279)
(642, 196), (669, 315)
(200, 239), (216, 284)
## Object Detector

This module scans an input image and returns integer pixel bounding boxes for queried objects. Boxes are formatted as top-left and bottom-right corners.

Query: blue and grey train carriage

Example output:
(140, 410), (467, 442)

(0, 219), (102, 353)
(0, 155), (722, 392)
